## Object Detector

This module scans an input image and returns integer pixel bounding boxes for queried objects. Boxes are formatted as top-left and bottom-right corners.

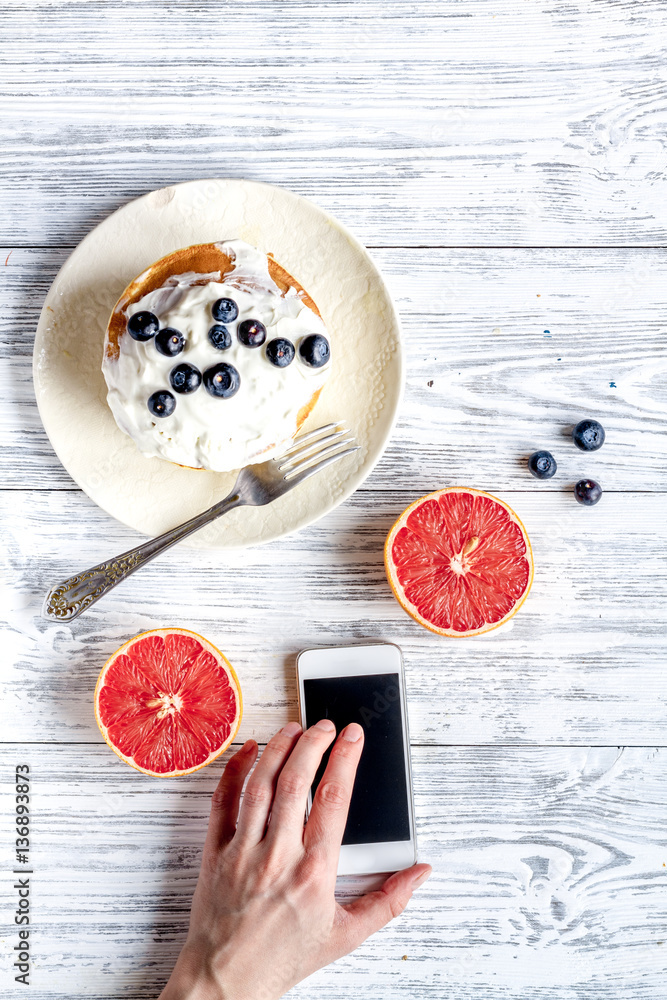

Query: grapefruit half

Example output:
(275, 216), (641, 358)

(94, 628), (242, 776)
(385, 488), (533, 637)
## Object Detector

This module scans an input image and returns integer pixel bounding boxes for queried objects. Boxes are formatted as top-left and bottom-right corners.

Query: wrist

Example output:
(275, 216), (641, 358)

(158, 943), (230, 1000)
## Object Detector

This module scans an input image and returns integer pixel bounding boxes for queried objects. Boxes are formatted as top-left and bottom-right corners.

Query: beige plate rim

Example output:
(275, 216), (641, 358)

(32, 178), (405, 549)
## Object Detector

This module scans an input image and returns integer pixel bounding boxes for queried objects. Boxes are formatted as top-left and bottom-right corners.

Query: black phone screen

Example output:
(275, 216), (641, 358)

(303, 672), (411, 845)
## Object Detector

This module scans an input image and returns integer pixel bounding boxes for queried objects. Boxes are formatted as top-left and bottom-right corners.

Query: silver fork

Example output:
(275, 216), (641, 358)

(42, 422), (358, 623)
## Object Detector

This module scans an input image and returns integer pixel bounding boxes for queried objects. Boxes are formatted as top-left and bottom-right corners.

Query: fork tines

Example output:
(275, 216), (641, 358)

(278, 422), (358, 480)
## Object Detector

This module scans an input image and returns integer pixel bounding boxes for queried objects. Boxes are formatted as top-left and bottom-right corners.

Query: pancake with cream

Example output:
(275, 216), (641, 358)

(102, 240), (331, 472)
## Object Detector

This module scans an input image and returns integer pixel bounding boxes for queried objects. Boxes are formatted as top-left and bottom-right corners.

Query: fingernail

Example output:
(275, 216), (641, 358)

(314, 718), (336, 732)
(412, 867), (432, 887)
(341, 723), (363, 742)
(242, 739), (257, 752)
(281, 721), (302, 737)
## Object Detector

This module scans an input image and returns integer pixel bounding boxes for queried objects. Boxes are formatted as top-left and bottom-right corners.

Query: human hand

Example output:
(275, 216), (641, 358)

(159, 719), (431, 1000)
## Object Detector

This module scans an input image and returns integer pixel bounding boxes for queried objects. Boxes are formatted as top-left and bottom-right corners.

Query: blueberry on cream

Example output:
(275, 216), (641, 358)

(170, 363), (201, 394)
(208, 324), (232, 351)
(299, 334), (330, 368)
(212, 298), (239, 323)
(128, 311), (159, 341)
(155, 328), (186, 357)
(147, 390), (176, 418)
(238, 319), (267, 348)
(204, 362), (241, 398)
(266, 338), (295, 368)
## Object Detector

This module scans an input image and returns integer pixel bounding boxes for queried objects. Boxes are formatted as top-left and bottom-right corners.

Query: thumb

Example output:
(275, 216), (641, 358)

(339, 864), (432, 951)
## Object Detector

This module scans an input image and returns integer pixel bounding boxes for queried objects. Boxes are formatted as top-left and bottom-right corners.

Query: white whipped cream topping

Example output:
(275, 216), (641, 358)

(102, 240), (330, 471)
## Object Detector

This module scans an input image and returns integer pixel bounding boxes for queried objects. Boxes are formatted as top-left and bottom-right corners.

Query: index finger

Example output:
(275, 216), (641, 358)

(303, 722), (364, 861)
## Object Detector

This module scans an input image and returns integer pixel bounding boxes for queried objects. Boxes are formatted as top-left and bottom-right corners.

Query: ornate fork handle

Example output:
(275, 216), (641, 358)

(42, 493), (241, 622)
(42, 422), (358, 623)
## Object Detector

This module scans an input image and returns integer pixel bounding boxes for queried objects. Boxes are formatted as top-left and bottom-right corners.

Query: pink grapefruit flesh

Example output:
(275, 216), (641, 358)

(94, 628), (242, 776)
(385, 488), (533, 637)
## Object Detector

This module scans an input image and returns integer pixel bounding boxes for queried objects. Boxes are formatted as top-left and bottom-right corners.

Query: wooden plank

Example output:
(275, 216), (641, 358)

(1, 1), (667, 247)
(4, 488), (666, 745)
(0, 743), (664, 998)
(3, 247), (667, 491)
(4, 2), (666, 996)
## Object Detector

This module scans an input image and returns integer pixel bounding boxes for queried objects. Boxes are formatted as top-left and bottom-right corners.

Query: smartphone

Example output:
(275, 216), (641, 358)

(296, 642), (417, 875)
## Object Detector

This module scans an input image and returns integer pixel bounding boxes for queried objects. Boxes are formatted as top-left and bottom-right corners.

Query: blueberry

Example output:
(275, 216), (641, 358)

(212, 298), (238, 323)
(299, 334), (330, 368)
(208, 324), (232, 351)
(237, 319), (267, 348)
(169, 363), (201, 394)
(155, 327), (185, 357)
(203, 362), (241, 398)
(528, 450), (557, 479)
(266, 338), (295, 368)
(147, 390), (175, 418)
(128, 311), (159, 341)
(572, 419), (605, 451)
(574, 479), (602, 506)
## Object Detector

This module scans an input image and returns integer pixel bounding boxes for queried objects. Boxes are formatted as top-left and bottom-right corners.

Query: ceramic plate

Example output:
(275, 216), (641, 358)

(33, 179), (403, 548)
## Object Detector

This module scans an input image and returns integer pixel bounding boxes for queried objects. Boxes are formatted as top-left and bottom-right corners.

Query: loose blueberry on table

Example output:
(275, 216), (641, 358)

(266, 338), (295, 367)
(147, 390), (176, 417)
(204, 362), (241, 398)
(572, 419), (605, 451)
(169, 363), (202, 394)
(211, 298), (239, 323)
(155, 327), (186, 357)
(208, 324), (232, 350)
(238, 319), (267, 348)
(299, 334), (330, 368)
(528, 450), (557, 479)
(574, 479), (602, 506)
(128, 311), (159, 341)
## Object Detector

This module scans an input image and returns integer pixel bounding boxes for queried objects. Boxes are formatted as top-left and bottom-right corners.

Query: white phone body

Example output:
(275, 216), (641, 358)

(296, 642), (417, 876)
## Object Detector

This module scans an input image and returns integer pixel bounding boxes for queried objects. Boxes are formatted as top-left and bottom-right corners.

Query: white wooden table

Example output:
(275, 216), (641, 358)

(2, 2), (667, 997)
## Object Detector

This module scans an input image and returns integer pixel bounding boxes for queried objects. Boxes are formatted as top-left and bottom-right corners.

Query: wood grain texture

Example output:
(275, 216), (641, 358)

(3, 1), (667, 996)
(3, 246), (667, 490)
(1, 0), (666, 247)
(4, 488), (667, 745)
(0, 744), (665, 998)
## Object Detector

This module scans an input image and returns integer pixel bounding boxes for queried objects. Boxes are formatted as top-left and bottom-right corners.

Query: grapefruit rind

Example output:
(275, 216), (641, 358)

(93, 627), (242, 777)
(384, 487), (534, 638)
